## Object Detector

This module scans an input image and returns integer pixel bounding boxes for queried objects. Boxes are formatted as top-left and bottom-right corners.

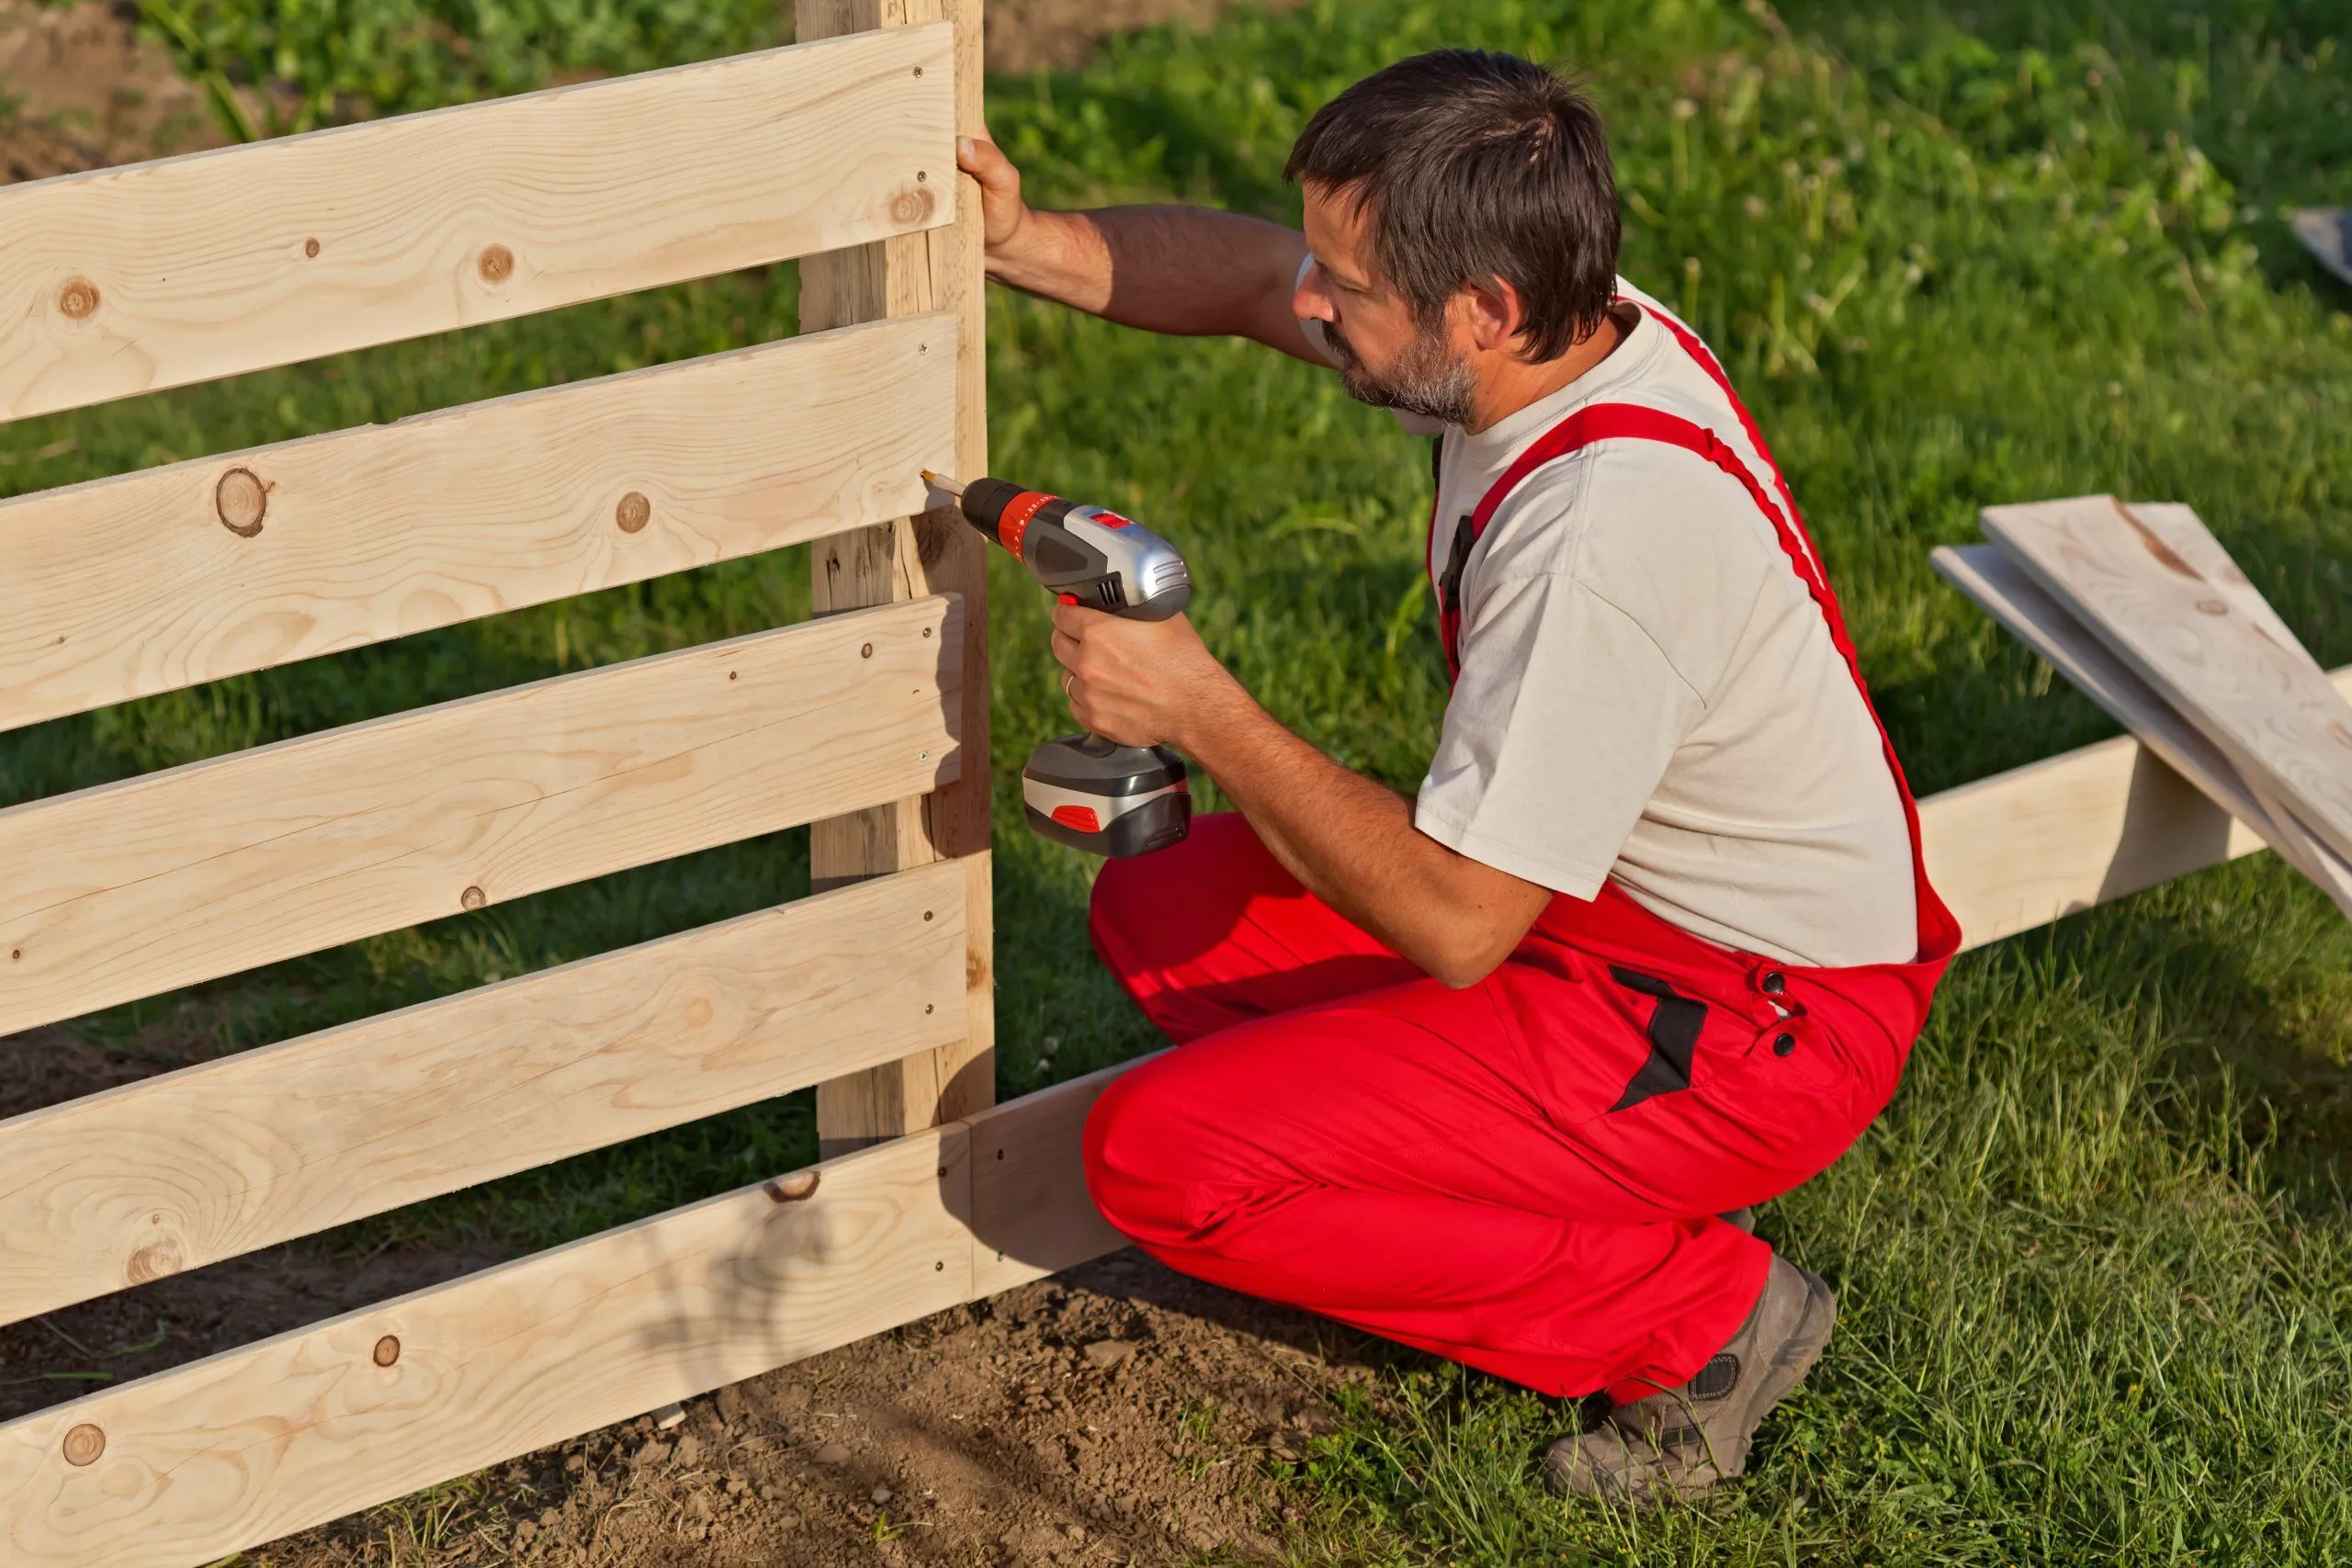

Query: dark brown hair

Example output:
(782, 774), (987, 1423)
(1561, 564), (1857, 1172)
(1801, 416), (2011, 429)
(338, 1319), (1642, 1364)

(1284, 50), (1620, 361)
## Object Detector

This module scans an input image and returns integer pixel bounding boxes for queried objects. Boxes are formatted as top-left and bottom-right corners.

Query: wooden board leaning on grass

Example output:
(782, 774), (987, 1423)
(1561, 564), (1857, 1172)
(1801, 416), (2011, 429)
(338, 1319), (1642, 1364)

(0, 595), (962, 1039)
(1931, 543), (2352, 915)
(0, 1129), (978, 1568)
(1982, 494), (2352, 868)
(0, 860), (967, 1327)
(0, 651), (2334, 1567)
(0, 314), (955, 734)
(0, 24), (954, 422)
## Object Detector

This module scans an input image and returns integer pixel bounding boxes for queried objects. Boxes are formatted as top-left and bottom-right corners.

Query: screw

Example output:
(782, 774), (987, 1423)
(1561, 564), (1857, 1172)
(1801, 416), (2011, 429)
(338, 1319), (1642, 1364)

(923, 910), (934, 921)
(925, 1003), (934, 1014)
(917, 170), (928, 182)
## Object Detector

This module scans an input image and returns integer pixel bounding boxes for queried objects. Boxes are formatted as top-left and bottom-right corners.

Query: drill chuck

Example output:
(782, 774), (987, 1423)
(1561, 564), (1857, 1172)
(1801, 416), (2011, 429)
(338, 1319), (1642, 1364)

(947, 476), (1193, 621)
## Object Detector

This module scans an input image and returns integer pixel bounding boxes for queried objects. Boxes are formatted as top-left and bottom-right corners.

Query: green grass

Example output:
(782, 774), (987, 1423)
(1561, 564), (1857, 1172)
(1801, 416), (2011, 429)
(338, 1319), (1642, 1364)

(7, 0), (2352, 1558)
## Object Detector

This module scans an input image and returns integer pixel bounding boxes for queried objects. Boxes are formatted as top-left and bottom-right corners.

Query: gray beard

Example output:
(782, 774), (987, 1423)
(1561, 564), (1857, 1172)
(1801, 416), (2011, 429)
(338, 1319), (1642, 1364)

(1326, 320), (1478, 427)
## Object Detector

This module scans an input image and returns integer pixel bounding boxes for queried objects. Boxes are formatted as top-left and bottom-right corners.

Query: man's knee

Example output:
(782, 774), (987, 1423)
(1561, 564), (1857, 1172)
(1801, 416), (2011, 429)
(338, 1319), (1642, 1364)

(1081, 1059), (1204, 1244)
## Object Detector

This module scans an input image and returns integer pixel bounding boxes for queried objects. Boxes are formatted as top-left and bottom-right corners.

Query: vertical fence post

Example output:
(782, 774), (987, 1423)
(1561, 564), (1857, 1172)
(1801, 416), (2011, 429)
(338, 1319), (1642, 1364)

(800, 0), (994, 1157)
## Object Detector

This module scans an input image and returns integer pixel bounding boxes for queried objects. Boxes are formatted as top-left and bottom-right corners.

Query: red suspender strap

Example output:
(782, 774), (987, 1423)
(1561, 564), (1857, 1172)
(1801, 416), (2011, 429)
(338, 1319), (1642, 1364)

(1433, 303), (1960, 965)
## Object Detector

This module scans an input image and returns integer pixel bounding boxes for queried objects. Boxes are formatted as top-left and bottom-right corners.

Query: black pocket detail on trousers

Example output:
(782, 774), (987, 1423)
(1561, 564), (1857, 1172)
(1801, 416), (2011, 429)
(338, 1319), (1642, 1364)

(1606, 966), (1708, 1111)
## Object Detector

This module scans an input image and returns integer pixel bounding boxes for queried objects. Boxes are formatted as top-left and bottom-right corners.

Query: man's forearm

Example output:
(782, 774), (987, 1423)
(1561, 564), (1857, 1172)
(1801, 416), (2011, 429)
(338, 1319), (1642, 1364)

(990, 206), (1316, 355)
(1178, 689), (1549, 986)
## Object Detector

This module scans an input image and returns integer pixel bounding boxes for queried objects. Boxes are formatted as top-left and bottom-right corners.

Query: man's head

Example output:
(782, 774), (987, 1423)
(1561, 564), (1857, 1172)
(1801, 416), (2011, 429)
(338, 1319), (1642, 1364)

(1286, 50), (1619, 426)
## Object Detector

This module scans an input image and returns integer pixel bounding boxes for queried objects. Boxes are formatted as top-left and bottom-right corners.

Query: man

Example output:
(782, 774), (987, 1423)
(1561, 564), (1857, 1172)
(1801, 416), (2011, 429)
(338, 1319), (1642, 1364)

(959, 49), (1958, 1498)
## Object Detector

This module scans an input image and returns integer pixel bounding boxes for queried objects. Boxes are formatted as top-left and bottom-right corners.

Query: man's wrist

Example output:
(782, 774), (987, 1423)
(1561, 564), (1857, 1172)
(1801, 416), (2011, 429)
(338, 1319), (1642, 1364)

(1169, 669), (1270, 772)
(986, 207), (1094, 299)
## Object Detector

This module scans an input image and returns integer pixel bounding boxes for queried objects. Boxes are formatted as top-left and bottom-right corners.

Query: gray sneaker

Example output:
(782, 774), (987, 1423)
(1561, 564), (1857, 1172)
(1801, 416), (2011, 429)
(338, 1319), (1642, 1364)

(1544, 1255), (1835, 1501)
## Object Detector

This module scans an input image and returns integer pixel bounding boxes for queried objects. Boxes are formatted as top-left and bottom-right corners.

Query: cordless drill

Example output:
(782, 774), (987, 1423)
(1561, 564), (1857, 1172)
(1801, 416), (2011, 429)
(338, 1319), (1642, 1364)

(924, 470), (1193, 859)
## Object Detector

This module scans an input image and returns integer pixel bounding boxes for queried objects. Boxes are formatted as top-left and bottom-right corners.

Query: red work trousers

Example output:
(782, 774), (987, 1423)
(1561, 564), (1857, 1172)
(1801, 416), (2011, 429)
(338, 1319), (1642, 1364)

(1080, 814), (1914, 1402)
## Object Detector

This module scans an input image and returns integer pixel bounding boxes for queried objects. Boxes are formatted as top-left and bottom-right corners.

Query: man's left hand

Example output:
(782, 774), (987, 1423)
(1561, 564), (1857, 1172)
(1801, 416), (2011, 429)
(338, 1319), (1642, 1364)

(1050, 601), (1238, 750)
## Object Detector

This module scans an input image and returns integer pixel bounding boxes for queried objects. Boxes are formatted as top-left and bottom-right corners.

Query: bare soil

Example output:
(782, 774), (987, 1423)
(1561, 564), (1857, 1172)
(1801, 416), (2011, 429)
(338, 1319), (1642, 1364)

(986, 0), (1254, 73)
(0, 0), (223, 182)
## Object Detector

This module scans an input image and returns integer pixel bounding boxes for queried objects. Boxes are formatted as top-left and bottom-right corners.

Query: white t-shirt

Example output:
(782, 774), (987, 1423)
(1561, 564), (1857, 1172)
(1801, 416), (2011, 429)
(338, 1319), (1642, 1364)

(1303, 276), (1917, 967)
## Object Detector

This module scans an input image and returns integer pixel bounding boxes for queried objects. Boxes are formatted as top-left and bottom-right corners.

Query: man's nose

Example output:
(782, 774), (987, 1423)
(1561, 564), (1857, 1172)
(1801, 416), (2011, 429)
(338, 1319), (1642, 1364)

(1293, 262), (1337, 322)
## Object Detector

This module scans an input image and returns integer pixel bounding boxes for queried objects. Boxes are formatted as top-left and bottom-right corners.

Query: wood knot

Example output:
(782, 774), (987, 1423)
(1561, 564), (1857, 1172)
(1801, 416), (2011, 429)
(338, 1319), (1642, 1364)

(373, 1335), (401, 1368)
(216, 468), (269, 536)
(763, 1170), (820, 1204)
(304, 238), (321, 258)
(460, 886), (487, 911)
(889, 187), (935, 226)
(56, 277), (99, 320)
(126, 1236), (184, 1284)
(615, 491), (651, 534)
(62, 1424), (104, 1467)
(2195, 598), (2228, 615)
(478, 244), (515, 284)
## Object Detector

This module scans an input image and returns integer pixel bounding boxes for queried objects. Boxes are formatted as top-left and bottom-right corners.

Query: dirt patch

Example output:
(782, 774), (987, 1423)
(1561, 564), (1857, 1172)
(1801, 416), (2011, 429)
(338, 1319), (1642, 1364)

(0, 0), (223, 181)
(987, 0), (1270, 73)
(253, 1251), (1393, 1566)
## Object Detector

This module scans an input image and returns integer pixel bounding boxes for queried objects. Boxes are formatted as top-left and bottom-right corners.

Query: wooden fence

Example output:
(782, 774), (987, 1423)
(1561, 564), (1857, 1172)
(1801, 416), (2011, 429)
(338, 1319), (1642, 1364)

(0, 1), (2332, 1557)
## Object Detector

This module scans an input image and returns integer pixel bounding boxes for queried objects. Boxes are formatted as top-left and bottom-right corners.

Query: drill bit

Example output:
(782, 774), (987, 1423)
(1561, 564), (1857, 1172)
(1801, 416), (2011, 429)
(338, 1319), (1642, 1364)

(921, 468), (967, 499)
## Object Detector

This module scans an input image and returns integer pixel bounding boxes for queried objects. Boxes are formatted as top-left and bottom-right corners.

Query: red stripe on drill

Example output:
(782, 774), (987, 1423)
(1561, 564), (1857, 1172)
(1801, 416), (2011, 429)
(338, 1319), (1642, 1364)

(1050, 804), (1102, 833)
(997, 491), (1056, 558)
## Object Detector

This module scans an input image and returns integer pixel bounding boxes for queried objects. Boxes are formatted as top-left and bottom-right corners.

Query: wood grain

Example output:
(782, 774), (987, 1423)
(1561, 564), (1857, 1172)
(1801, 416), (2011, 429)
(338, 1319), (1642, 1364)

(801, 0), (996, 1158)
(1981, 495), (2352, 867)
(1932, 543), (2352, 916)
(0, 1129), (975, 1568)
(0, 861), (967, 1327)
(968, 1061), (1134, 1296)
(0, 314), (955, 733)
(0, 595), (962, 1038)
(0, 25), (953, 422)
(1920, 661), (2352, 948)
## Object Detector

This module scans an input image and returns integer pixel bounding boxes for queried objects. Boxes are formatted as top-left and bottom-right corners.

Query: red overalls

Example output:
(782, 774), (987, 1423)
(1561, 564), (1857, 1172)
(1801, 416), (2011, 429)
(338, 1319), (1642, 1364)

(1081, 302), (1961, 1402)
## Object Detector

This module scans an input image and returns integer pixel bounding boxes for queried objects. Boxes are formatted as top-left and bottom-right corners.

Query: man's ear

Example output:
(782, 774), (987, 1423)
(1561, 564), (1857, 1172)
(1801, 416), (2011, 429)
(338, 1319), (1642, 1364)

(1457, 276), (1531, 355)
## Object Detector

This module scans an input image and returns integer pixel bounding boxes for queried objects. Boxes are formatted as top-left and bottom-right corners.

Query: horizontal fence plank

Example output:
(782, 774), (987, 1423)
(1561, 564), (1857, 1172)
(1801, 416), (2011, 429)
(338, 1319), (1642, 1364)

(1925, 664), (2352, 949)
(0, 313), (955, 733)
(0, 1128), (975, 1568)
(0, 859), (967, 1327)
(968, 1061), (1130, 1297)
(0, 24), (953, 423)
(0, 595), (961, 1038)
